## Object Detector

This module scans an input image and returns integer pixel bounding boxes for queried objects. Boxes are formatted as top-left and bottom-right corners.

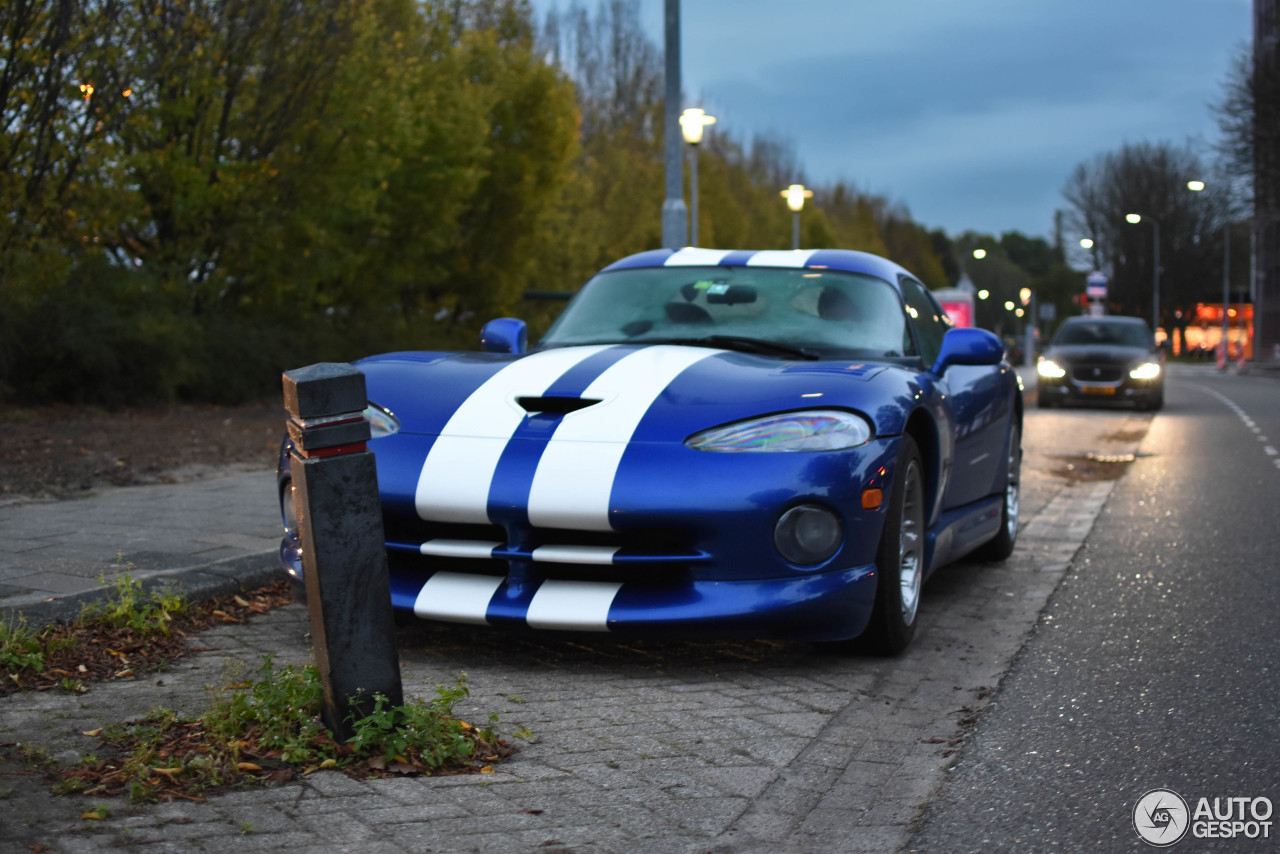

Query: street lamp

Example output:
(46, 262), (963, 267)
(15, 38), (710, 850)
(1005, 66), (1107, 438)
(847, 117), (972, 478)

(680, 108), (716, 246)
(781, 184), (812, 249)
(1188, 180), (1231, 368)
(1125, 213), (1160, 335)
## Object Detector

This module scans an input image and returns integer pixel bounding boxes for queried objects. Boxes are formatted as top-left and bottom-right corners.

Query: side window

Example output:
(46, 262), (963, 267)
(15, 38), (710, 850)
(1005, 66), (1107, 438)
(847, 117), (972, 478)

(899, 277), (949, 367)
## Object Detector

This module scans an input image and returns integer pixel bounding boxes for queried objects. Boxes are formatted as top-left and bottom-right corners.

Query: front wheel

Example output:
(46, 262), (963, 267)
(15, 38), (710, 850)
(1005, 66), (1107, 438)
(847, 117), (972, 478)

(860, 435), (927, 656)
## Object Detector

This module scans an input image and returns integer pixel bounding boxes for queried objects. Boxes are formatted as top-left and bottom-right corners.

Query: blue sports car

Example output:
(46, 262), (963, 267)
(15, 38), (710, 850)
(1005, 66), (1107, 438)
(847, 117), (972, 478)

(279, 248), (1023, 654)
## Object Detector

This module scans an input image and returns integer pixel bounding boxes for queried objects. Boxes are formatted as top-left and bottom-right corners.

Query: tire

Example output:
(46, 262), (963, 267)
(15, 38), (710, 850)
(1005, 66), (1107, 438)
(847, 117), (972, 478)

(861, 435), (927, 656)
(975, 421), (1021, 562)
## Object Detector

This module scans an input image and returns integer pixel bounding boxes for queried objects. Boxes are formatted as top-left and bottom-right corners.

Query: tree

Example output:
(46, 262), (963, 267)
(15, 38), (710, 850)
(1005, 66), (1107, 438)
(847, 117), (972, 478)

(1061, 142), (1224, 346)
(1214, 11), (1280, 361)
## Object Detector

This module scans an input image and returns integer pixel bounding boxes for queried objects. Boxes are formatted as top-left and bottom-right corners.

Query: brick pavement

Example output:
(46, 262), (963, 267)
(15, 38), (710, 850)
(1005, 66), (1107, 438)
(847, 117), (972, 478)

(0, 369), (1164, 853)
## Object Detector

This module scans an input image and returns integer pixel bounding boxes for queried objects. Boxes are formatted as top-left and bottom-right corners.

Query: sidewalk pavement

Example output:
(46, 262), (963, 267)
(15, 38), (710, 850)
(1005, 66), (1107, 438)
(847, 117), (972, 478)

(0, 467), (282, 629)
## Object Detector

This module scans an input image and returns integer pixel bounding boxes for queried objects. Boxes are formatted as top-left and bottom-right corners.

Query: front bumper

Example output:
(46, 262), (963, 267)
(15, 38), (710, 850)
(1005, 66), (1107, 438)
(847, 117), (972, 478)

(1038, 374), (1162, 406)
(387, 563), (879, 642)
(279, 432), (901, 642)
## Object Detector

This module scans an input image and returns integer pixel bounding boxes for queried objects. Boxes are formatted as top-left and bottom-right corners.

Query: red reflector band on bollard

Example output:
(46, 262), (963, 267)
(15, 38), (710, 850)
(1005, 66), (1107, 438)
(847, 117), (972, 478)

(297, 442), (368, 459)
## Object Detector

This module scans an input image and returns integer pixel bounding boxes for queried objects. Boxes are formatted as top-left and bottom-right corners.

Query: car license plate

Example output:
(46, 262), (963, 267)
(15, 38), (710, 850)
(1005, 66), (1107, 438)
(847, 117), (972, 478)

(1081, 386), (1116, 396)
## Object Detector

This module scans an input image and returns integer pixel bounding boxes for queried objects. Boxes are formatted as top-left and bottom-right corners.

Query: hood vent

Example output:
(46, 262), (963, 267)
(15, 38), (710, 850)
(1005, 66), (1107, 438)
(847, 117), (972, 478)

(517, 396), (601, 415)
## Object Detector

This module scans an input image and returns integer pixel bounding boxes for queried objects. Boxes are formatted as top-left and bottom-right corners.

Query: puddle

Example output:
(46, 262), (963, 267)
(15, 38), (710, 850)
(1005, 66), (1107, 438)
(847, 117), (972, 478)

(1049, 451), (1142, 482)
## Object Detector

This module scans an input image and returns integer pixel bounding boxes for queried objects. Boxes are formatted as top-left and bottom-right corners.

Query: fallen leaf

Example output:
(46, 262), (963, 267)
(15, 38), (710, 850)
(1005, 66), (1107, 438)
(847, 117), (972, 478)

(81, 811), (103, 821)
(235, 762), (261, 772)
(480, 766), (494, 774)
(82, 729), (103, 737)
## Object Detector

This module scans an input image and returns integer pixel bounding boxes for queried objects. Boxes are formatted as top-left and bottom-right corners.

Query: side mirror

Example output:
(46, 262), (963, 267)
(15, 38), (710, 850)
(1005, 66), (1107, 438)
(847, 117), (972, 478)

(479, 318), (528, 354)
(931, 327), (1004, 375)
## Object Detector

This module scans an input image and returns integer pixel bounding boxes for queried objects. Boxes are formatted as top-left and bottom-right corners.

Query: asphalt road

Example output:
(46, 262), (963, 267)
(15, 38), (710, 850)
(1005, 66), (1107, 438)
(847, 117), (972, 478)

(909, 366), (1280, 852)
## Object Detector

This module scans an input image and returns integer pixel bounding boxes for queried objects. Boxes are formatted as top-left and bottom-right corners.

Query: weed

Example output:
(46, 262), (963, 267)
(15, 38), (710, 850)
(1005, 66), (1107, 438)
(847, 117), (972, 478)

(345, 677), (484, 769)
(63, 655), (515, 802)
(79, 573), (188, 637)
(203, 654), (328, 765)
(1, 614), (44, 674)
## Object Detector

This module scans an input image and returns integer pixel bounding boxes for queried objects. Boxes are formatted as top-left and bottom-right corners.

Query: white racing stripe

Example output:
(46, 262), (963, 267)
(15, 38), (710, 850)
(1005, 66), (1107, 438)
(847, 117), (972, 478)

(415, 346), (612, 523)
(527, 346), (718, 530)
(526, 580), (622, 631)
(747, 249), (816, 268)
(665, 247), (731, 266)
(412, 572), (503, 624)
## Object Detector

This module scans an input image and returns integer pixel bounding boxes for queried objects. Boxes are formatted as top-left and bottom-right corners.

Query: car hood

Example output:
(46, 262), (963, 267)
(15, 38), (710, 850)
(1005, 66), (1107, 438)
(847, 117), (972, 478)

(1043, 344), (1156, 365)
(357, 344), (919, 442)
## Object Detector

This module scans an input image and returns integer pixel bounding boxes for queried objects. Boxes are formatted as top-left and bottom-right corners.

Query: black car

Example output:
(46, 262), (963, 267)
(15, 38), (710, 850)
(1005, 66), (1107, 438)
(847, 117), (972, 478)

(1036, 316), (1164, 411)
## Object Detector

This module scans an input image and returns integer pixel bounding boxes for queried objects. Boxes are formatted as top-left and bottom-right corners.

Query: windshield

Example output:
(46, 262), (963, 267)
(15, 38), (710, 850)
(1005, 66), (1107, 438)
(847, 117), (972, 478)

(1053, 320), (1153, 349)
(540, 266), (912, 358)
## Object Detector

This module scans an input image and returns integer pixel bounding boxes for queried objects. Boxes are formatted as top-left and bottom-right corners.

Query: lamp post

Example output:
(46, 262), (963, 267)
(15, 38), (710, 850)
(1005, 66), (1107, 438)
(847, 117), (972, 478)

(661, 0), (686, 249)
(1020, 286), (1037, 367)
(1125, 213), (1161, 336)
(781, 183), (812, 250)
(679, 108), (716, 246)
(1188, 180), (1232, 368)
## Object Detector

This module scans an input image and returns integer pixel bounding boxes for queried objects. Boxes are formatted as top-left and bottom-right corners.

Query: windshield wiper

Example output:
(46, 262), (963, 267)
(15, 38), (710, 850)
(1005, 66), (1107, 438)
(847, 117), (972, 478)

(647, 335), (820, 360)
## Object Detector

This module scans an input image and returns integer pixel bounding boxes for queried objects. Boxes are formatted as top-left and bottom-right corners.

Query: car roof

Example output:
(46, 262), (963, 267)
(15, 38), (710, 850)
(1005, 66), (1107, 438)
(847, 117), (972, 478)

(1061, 315), (1148, 326)
(601, 248), (917, 293)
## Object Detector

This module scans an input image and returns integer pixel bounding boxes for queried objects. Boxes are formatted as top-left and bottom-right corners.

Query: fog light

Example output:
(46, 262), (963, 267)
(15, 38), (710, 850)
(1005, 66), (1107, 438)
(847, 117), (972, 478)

(774, 504), (843, 565)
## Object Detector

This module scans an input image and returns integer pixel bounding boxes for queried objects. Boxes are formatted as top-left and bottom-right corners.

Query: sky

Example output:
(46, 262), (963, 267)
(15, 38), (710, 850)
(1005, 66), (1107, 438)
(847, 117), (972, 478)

(533, 0), (1254, 240)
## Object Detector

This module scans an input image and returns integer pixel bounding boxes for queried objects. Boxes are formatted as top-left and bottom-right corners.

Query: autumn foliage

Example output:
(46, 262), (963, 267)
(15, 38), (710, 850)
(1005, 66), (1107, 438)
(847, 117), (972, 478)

(1, 0), (949, 406)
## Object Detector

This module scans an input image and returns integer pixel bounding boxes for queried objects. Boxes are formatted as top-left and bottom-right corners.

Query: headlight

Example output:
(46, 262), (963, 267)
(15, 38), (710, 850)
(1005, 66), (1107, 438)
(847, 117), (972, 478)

(774, 504), (843, 565)
(685, 410), (872, 453)
(1037, 359), (1066, 379)
(364, 403), (400, 438)
(1129, 362), (1161, 380)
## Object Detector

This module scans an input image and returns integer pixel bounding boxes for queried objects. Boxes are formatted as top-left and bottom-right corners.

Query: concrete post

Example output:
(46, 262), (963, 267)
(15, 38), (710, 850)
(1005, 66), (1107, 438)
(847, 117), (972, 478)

(282, 363), (403, 739)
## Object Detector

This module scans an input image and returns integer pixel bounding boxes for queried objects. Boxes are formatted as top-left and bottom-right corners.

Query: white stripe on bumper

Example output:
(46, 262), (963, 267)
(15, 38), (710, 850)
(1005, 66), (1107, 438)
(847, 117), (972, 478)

(412, 571), (502, 624)
(419, 540), (501, 559)
(530, 545), (620, 565)
(526, 580), (622, 631)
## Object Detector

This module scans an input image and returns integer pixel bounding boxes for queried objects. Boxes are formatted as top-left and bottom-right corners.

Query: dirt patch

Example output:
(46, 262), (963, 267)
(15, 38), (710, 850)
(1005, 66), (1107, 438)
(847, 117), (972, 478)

(0, 401), (285, 502)
(1049, 452), (1138, 482)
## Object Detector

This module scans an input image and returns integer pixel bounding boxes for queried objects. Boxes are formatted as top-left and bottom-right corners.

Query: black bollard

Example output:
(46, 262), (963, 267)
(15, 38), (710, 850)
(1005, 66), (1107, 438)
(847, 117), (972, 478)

(282, 363), (403, 739)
